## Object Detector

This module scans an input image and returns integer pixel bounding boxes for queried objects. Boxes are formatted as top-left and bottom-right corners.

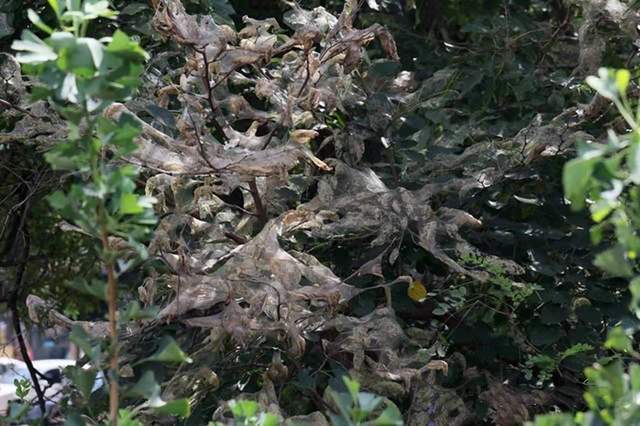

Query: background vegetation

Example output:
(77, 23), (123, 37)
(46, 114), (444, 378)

(2, 0), (640, 425)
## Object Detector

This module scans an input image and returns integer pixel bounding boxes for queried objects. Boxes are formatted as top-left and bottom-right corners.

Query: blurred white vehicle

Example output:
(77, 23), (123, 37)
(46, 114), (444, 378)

(0, 357), (104, 417)
(33, 359), (76, 385)
(0, 357), (29, 415)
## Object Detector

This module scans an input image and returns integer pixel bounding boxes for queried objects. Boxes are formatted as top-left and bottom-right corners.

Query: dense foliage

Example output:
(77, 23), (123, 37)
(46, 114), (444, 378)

(2, 0), (640, 425)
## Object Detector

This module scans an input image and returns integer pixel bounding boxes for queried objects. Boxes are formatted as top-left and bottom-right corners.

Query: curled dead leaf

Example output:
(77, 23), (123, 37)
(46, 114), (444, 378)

(424, 360), (449, 375)
(290, 129), (319, 145)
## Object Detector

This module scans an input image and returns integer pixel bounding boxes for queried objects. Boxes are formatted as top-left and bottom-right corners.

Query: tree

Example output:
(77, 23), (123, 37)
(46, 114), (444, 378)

(2, 0), (640, 424)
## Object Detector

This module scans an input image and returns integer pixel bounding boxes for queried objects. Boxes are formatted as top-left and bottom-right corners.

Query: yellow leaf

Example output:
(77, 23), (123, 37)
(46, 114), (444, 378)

(408, 280), (427, 302)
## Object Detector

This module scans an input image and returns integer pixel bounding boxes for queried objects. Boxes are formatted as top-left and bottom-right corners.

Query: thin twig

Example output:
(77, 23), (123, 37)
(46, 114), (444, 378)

(3, 178), (47, 416)
(0, 98), (37, 118)
(296, 50), (312, 98)
(260, 124), (279, 150)
(11, 303), (46, 416)
(248, 178), (267, 227)
(187, 109), (217, 171)
(224, 231), (248, 244)
(198, 49), (229, 142)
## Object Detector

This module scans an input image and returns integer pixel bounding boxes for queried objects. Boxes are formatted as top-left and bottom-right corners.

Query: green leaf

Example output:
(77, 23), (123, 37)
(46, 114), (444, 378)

(27, 10), (54, 34)
(586, 68), (617, 100)
(630, 276), (640, 317)
(373, 403), (403, 426)
(117, 409), (143, 426)
(590, 199), (616, 223)
(615, 69), (631, 96)
(589, 222), (606, 245)
(48, 0), (62, 16)
(357, 392), (383, 413)
(527, 354), (556, 370)
(630, 363), (640, 392)
(229, 400), (259, 419)
(539, 304), (567, 325)
(154, 399), (191, 418)
(78, 37), (104, 68)
(563, 156), (597, 210)
(68, 367), (97, 400)
(44, 144), (78, 170)
(60, 73), (79, 103)
(328, 389), (353, 423)
(106, 30), (149, 61)
(120, 2), (150, 16)
(208, 0), (236, 26)
(127, 371), (161, 403)
(97, 113), (141, 154)
(83, 0), (118, 19)
(68, 278), (107, 301)
(528, 413), (578, 426)
(47, 191), (68, 210)
(594, 245), (634, 278)
(122, 301), (159, 321)
(63, 413), (86, 426)
(120, 193), (144, 215)
(70, 326), (101, 364)
(343, 376), (360, 402)
(66, 0), (82, 12)
(12, 30), (58, 63)
(559, 343), (593, 360)
(141, 337), (192, 364)
(604, 326), (632, 352)
(628, 133), (640, 184)
(127, 372), (192, 420)
(370, 60), (401, 77)
(259, 413), (279, 426)
(49, 31), (75, 50)
(528, 324), (562, 346)
(61, 10), (85, 22)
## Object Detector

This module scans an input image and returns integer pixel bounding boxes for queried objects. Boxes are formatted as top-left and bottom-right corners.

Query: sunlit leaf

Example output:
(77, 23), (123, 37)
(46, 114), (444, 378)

(594, 245), (634, 278)
(563, 156), (598, 210)
(586, 68), (617, 100)
(78, 37), (104, 67)
(154, 399), (191, 418)
(12, 30), (58, 63)
(120, 193), (144, 215)
(60, 73), (79, 102)
(106, 30), (148, 61)
(83, 0), (117, 20)
(628, 133), (640, 184)
(229, 400), (259, 418)
(408, 280), (427, 302)
(48, 0), (62, 17)
(27, 9), (54, 34)
(604, 326), (632, 352)
(615, 69), (630, 96)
